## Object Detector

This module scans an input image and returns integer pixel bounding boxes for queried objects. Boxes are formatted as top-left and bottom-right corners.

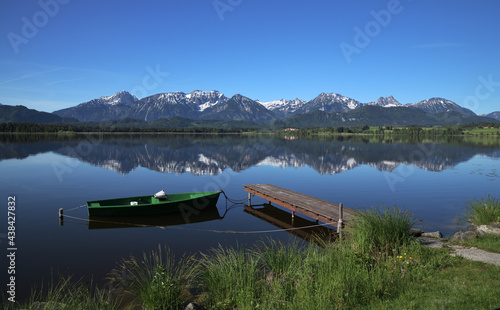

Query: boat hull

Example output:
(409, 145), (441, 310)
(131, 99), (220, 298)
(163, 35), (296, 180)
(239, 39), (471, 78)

(87, 191), (221, 216)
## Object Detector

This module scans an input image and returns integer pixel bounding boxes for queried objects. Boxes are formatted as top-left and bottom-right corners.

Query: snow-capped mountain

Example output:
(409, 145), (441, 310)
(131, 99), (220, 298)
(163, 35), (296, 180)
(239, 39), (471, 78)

(480, 111), (500, 121)
(131, 92), (197, 122)
(53, 91), (138, 121)
(367, 96), (402, 108)
(98, 90), (138, 106)
(130, 91), (277, 122)
(50, 90), (499, 124)
(131, 90), (230, 121)
(186, 90), (228, 111)
(202, 94), (278, 123)
(295, 93), (363, 114)
(258, 98), (307, 118)
(406, 98), (476, 116)
(54, 90), (230, 122)
(131, 90), (231, 121)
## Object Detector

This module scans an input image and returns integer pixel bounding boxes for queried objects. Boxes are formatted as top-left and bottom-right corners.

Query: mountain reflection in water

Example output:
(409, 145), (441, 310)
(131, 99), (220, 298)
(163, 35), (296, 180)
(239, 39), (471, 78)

(1, 134), (499, 175)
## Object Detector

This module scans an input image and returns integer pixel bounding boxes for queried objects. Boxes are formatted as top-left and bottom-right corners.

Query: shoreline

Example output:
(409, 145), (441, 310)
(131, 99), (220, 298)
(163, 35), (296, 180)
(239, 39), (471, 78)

(0, 130), (498, 137)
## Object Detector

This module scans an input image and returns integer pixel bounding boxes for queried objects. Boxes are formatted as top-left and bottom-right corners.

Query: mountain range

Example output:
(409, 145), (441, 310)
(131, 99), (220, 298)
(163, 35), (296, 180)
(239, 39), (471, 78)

(482, 111), (500, 120)
(1, 90), (499, 127)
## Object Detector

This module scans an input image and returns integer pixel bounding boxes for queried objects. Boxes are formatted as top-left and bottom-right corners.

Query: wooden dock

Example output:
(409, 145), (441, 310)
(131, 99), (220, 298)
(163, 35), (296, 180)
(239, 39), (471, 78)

(243, 184), (356, 230)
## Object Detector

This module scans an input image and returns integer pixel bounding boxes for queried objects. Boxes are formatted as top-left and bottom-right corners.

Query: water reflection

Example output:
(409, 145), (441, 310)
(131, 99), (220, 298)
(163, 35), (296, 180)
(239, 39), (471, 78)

(244, 204), (337, 245)
(87, 204), (222, 229)
(1, 134), (499, 175)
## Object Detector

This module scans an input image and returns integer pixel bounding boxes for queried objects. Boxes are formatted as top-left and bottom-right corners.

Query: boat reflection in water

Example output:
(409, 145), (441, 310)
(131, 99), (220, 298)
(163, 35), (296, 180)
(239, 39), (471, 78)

(87, 204), (222, 230)
(244, 204), (338, 245)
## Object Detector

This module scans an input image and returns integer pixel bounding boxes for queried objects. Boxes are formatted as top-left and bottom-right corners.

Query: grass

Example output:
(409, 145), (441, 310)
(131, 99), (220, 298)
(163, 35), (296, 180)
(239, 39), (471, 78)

(5, 203), (500, 309)
(454, 194), (500, 253)
(347, 205), (416, 255)
(199, 244), (263, 309)
(462, 194), (500, 226)
(107, 245), (197, 309)
(463, 127), (500, 135)
(372, 257), (500, 309)
(2, 275), (120, 310)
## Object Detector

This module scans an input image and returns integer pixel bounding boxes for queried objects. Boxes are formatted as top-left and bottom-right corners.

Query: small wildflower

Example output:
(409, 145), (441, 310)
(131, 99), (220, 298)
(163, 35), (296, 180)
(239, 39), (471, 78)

(406, 262), (409, 264)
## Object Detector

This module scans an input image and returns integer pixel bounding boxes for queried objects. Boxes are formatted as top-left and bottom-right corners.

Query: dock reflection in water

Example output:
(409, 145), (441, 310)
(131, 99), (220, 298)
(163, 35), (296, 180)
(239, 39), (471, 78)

(87, 204), (222, 230)
(244, 204), (338, 245)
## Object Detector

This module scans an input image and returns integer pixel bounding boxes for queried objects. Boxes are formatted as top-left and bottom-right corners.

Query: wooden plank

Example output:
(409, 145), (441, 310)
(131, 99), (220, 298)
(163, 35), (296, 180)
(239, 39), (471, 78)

(243, 184), (356, 224)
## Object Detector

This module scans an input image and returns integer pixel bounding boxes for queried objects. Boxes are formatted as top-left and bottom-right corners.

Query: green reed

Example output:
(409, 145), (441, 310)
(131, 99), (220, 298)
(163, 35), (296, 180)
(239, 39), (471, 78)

(462, 194), (500, 226)
(108, 245), (196, 310)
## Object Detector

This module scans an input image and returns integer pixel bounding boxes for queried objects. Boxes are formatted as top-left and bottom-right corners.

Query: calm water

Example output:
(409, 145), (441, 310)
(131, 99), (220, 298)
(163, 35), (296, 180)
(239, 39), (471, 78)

(1, 133), (500, 300)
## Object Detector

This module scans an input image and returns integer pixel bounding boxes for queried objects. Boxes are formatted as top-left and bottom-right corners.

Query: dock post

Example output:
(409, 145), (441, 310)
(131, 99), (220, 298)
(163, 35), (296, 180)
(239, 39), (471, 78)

(248, 193), (252, 206)
(337, 203), (344, 234)
(58, 208), (64, 226)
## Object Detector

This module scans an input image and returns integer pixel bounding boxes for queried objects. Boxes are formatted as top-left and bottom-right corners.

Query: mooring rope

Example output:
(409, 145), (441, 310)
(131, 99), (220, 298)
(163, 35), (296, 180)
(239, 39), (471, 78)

(63, 204), (87, 213)
(61, 214), (337, 235)
(62, 214), (167, 229)
(60, 190), (338, 235)
(220, 190), (248, 204)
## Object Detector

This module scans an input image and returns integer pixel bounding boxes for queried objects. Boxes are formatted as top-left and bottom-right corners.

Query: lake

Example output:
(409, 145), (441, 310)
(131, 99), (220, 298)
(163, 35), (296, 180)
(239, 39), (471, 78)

(1, 133), (499, 300)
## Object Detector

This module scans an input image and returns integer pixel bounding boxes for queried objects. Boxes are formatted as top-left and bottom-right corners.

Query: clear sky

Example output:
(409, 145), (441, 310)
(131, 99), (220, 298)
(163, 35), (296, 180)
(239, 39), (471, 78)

(1, 0), (499, 114)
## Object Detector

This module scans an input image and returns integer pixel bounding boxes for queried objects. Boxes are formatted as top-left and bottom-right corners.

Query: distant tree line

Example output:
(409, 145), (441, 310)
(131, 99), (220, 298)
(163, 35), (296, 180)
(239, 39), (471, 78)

(276, 123), (499, 137)
(1, 122), (498, 136)
(0, 122), (256, 134)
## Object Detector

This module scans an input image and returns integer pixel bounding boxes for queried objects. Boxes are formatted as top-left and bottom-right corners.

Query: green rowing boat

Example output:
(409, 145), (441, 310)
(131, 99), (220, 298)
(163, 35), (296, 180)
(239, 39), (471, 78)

(87, 190), (222, 216)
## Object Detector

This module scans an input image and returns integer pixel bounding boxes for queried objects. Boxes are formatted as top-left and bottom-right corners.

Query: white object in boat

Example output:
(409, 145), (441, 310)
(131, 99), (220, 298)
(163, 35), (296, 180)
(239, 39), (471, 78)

(154, 190), (168, 199)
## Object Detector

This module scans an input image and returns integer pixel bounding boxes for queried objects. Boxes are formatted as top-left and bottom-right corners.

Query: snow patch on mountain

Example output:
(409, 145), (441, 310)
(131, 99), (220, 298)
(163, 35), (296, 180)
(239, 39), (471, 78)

(188, 90), (228, 111)
(367, 96), (402, 108)
(259, 98), (305, 110)
(258, 98), (307, 115)
(406, 97), (476, 116)
(319, 93), (363, 110)
(295, 93), (363, 114)
(157, 92), (186, 103)
(99, 91), (138, 106)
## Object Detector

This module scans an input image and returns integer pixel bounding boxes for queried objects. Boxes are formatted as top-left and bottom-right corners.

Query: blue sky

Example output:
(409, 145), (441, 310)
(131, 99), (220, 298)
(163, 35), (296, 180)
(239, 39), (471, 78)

(1, 0), (499, 114)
